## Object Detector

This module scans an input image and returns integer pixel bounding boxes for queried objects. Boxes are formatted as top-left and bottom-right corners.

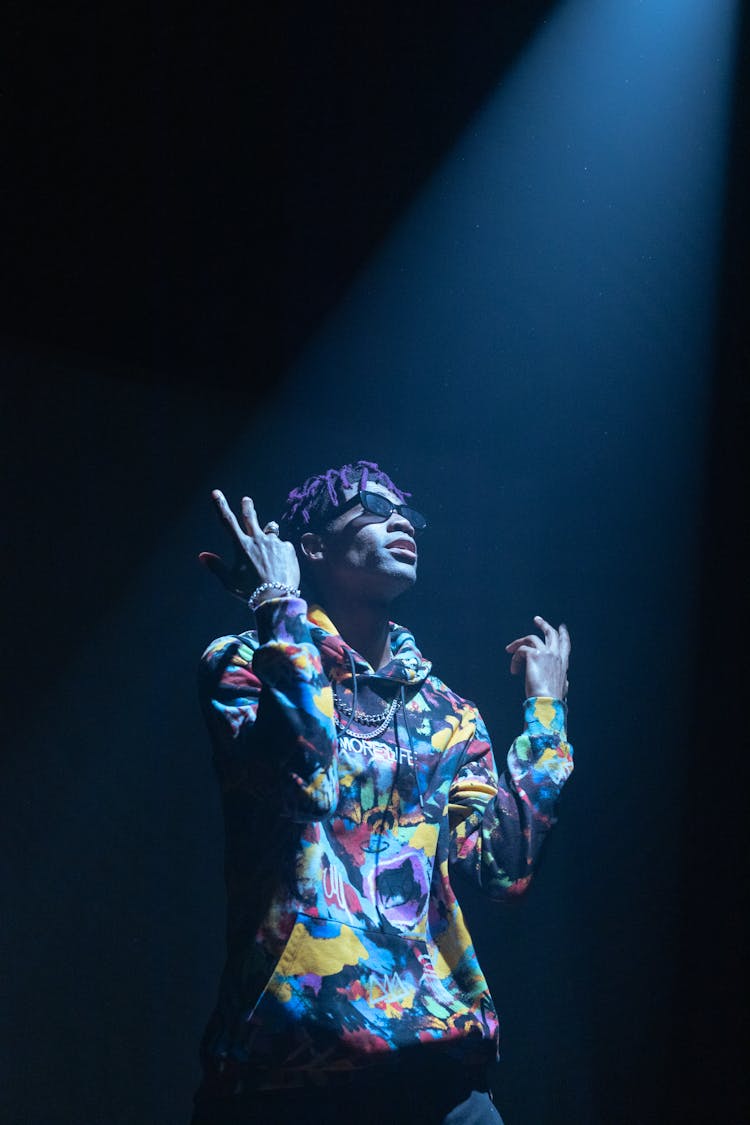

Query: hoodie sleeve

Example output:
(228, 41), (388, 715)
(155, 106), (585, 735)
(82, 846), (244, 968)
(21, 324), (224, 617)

(198, 596), (338, 821)
(448, 698), (573, 898)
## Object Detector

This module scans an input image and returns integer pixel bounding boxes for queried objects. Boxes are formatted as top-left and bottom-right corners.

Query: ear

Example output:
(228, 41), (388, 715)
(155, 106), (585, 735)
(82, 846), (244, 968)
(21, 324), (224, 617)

(299, 531), (326, 562)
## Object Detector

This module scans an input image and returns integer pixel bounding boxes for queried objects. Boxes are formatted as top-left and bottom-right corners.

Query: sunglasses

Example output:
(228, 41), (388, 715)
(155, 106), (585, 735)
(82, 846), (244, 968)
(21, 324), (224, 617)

(331, 489), (427, 533)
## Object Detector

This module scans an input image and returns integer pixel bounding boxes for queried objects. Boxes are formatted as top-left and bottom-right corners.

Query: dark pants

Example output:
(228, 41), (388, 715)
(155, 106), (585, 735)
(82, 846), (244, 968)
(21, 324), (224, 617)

(191, 1070), (504, 1125)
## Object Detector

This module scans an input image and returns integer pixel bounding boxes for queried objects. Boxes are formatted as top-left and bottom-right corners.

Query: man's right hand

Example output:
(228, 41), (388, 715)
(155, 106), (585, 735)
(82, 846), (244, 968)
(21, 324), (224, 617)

(198, 489), (301, 603)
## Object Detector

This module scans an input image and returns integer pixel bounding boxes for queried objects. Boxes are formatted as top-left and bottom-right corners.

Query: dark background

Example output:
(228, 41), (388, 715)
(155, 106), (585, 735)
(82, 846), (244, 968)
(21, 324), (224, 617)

(2, 3), (747, 1123)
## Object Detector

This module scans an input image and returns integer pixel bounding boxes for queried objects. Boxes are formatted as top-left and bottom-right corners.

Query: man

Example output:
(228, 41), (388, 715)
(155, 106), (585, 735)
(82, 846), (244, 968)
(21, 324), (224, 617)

(192, 460), (572, 1125)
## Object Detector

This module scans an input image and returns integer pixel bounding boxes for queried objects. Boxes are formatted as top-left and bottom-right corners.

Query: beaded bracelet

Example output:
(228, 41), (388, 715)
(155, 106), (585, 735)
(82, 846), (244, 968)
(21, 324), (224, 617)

(248, 582), (302, 612)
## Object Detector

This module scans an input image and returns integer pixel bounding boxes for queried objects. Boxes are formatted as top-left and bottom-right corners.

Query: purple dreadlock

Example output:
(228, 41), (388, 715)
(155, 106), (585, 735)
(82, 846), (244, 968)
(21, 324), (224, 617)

(280, 460), (410, 542)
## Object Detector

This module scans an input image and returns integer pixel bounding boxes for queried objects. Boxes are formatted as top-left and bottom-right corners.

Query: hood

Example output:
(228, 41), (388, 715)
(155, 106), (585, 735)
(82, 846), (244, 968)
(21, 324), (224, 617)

(307, 605), (432, 688)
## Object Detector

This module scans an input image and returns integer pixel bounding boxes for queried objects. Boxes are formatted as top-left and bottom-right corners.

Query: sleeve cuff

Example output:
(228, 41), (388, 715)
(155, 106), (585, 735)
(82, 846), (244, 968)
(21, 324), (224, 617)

(523, 696), (568, 736)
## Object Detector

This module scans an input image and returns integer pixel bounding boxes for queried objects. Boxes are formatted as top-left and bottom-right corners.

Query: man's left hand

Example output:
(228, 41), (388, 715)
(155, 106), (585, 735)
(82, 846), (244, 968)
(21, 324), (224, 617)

(505, 616), (570, 700)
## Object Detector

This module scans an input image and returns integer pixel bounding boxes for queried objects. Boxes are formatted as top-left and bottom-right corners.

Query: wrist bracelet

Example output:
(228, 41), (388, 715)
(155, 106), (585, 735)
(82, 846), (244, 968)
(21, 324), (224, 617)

(248, 582), (302, 612)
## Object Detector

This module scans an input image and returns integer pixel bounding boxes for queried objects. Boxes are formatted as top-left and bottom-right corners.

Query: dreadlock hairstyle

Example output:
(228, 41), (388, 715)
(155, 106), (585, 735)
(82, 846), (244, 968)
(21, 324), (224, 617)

(279, 460), (410, 545)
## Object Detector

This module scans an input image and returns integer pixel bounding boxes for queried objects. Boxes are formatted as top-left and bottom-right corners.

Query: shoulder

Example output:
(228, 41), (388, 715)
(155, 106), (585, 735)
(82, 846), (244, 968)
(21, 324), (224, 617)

(423, 672), (481, 717)
(416, 674), (491, 756)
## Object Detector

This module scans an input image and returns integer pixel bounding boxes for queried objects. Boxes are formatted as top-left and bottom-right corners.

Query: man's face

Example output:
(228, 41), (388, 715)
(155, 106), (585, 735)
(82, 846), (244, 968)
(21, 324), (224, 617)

(307, 480), (419, 604)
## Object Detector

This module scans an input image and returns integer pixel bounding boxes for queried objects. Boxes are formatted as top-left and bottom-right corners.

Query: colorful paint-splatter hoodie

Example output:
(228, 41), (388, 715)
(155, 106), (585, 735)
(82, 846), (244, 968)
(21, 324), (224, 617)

(197, 596), (573, 1094)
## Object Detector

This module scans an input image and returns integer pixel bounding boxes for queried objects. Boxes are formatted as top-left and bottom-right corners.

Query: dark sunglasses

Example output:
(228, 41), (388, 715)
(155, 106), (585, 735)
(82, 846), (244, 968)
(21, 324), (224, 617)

(332, 489), (427, 532)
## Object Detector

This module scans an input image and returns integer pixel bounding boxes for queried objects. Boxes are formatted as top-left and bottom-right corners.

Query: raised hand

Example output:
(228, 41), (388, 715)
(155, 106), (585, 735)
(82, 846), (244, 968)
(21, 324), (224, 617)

(505, 616), (570, 700)
(198, 489), (301, 603)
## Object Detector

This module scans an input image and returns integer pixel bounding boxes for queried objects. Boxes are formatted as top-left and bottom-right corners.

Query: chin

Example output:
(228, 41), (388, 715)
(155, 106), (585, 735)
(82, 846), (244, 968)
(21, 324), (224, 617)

(387, 569), (417, 598)
(367, 570), (415, 604)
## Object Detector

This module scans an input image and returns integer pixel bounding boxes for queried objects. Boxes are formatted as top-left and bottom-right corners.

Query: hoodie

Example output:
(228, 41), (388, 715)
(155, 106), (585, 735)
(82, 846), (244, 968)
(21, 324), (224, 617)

(196, 596), (573, 1094)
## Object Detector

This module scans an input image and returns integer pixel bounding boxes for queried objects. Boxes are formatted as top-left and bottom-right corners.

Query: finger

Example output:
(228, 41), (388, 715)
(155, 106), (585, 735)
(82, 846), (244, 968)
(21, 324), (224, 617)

(199, 552), (256, 600)
(533, 615), (559, 651)
(505, 635), (544, 653)
(559, 623), (571, 663)
(241, 495), (264, 538)
(198, 551), (232, 585)
(211, 490), (246, 543)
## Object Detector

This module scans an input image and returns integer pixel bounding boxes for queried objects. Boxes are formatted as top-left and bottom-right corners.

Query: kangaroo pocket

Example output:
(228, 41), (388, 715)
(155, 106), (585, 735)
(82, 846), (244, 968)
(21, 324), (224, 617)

(241, 913), (494, 1073)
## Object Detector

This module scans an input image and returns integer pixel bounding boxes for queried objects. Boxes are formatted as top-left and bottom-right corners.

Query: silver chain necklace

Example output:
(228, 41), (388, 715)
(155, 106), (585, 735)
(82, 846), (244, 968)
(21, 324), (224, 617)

(333, 687), (400, 740)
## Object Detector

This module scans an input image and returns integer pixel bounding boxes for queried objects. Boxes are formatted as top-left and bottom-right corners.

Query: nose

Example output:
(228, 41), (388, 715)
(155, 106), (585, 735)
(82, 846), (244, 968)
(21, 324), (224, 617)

(387, 509), (415, 537)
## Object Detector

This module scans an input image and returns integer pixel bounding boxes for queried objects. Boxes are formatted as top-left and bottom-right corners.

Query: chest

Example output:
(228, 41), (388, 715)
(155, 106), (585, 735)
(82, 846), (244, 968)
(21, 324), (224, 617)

(332, 684), (464, 819)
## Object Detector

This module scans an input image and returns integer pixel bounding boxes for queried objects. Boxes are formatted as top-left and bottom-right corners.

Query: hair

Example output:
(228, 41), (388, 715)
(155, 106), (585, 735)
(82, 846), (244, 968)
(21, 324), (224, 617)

(279, 460), (410, 545)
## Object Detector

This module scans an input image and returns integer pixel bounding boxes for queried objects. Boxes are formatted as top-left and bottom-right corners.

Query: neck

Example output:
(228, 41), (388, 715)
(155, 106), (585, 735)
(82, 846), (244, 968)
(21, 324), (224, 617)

(320, 594), (392, 671)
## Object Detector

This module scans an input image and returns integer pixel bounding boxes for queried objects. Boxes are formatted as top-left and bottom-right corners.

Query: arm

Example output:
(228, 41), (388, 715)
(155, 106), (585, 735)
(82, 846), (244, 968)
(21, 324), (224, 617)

(198, 491), (338, 821)
(448, 699), (573, 898)
(448, 615), (573, 898)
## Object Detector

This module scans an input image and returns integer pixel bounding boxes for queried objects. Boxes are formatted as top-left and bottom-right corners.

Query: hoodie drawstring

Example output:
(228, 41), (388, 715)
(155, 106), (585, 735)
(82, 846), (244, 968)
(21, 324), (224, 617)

(336, 650), (359, 737)
(400, 683), (424, 811)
